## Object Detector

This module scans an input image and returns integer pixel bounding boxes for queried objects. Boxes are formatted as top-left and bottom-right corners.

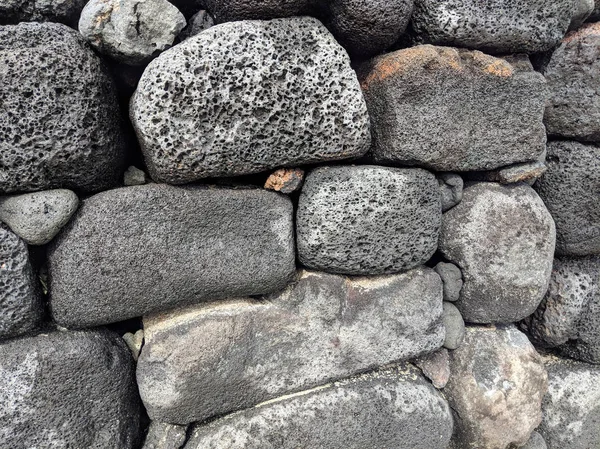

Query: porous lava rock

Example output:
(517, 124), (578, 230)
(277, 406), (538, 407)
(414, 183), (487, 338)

(434, 262), (463, 302)
(0, 0), (87, 26)
(48, 184), (295, 328)
(296, 165), (441, 275)
(130, 17), (370, 183)
(360, 45), (547, 172)
(203, 0), (309, 22)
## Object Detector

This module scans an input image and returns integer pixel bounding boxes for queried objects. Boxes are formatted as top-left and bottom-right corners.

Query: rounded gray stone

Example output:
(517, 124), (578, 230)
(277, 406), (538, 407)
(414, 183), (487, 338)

(438, 173), (463, 212)
(79, 0), (186, 65)
(434, 261), (463, 302)
(0, 189), (79, 245)
(534, 141), (600, 256)
(0, 22), (125, 194)
(123, 166), (148, 186)
(411, 0), (574, 54)
(143, 421), (188, 449)
(130, 17), (370, 183)
(439, 182), (556, 324)
(0, 0), (87, 26)
(442, 302), (465, 350)
(296, 165), (441, 275)
(179, 10), (214, 40)
(570, 0), (595, 30)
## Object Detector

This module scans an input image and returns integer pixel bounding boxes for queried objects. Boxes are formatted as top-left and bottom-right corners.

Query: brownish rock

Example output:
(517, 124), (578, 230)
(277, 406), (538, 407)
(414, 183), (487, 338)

(264, 168), (305, 194)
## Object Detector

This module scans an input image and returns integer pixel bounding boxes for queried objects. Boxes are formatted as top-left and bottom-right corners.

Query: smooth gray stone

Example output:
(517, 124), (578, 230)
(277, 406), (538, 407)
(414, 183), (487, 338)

(438, 173), (463, 211)
(442, 302), (465, 350)
(0, 329), (141, 448)
(570, 0), (595, 30)
(522, 431), (548, 449)
(534, 141), (600, 256)
(130, 17), (370, 184)
(183, 364), (453, 449)
(0, 189), (78, 245)
(143, 421), (188, 449)
(48, 184), (295, 328)
(411, 0), (573, 54)
(79, 0), (186, 65)
(179, 10), (214, 40)
(137, 267), (444, 424)
(297, 165), (441, 275)
(0, 0), (87, 26)
(360, 45), (547, 172)
(123, 166), (148, 186)
(470, 161), (548, 185)
(439, 183), (556, 324)
(0, 22), (125, 194)
(122, 329), (144, 361)
(434, 262), (463, 302)
(0, 224), (42, 340)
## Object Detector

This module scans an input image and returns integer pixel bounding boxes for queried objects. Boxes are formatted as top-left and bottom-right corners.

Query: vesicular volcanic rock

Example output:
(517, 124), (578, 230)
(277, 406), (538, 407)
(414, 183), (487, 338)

(360, 45), (547, 172)
(137, 267), (444, 424)
(48, 184), (295, 328)
(183, 364), (453, 449)
(0, 0), (87, 26)
(296, 166), (441, 275)
(411, 0), (574, 54)
(439, 182), (556, 323)
(0, 329), (141, 448)
(0, 22), (125, 193)
(130, 17), (370, 183)
(445, 326), (548, 449)
(204, 0), (309, 22)
(534, 141), (600, 256)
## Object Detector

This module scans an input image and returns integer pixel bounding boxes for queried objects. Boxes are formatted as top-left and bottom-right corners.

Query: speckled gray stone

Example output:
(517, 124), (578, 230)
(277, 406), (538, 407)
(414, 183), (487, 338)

(183, 364), (453, 449)
(0, 0), (87, 26)
(0, 22), (125, 194)
(123, 166), (148, 186)
(48, 184), (295, 328)
(137, 267), (444, 424)
(0, 329), (141, 448)
(0, 224), (42, 340)
(433, 262), (463, 302)
(79, 0), (186, 65)
(471, 161), (548, 185)
(297, 166), (441, 275)
(439, 183), (556, 324)
(131, 17), (370, 183)
(570, 0), (594, 30)
(534, 141), (600, 256)
(411, 0), (574, 54)
(179, 10), (214, 40)
(360, 45), (547, 172)
(442, 302), (465, 350)
(438, 173), (463, 211)
(142, 421), (188, 449)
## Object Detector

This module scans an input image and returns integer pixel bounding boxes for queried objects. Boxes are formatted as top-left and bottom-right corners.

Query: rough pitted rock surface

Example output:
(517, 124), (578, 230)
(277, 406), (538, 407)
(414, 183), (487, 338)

(439, 182), (556, 324)
(0, 22), (125, 194)
(0, 0), (87, 26)
(539, 355), (600, 449)
(525, 256), (600, 364)
(48, 184), (295, 328)
(130, 17), (370, 183)
(438, 173), (463, 211)
(570, 0), (594, 30)
(411, 0), (574, 54)
(183, 365), (453, 449)
(297, 166), (441, 275)
(445, 326), (548, 449)
(543, 23), (600, 141)
(0, 224), (42, 340)
(534, 141), (600, 256)
(0, 329), (141, 448)
(360, 45), (547, 172)
(434, 262), (463, 302)
(137, 267), (444, 424)
(204, 0), (309, 22)
(142, 421), (188, 449)
(79, 0), (186, 65)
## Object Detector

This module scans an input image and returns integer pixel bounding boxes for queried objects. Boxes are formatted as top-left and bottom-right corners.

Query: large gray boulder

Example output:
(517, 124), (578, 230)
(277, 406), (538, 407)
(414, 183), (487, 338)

(0, 224), (42, 340)
(445, 326), (548, 449)
(48, 184), (295, 328)
(543, 23), (600, 141)
(539, 355), (600, 449)
(0, 0), (87, 26)
(0, 22), (125, 193)
(0, 329), (141, 448)
(130, 17), (370, 184)
(525, 257), (600, 364)
(411, 0), (574, 54)
(534, 141), (600, 256)
(297, 166), (441, 275)
(137, 267), (444, 424)
(359, 46), (547, 172)
(183, 364), (453, 449)
(439, 183), (556, 324)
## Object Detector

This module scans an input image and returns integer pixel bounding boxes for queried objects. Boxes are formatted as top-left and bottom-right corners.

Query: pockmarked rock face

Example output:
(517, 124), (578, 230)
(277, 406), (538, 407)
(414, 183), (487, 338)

(0, 329), (141, 448)
(539, 355), (600, 449)
(204, 0), (309, 22)
(534, 141), (600, 256)
(0, 22), (125, 193)
(297, 166), (441, 275)
(543, 23), (600, 141)
(0, 224), (42, 340)
(0, 0), (87, 26)
(445, 326), (548, 449)
(411, 0), (574, 54)
(131, 17), (370, 183)
(48, 184), (295, 328)
(360, 45), (547, 172)
(137, 267), (444, 424)
(183, 365), (453, 449)
(439, 183), (556, 323)
(79, 0), (186, 65)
